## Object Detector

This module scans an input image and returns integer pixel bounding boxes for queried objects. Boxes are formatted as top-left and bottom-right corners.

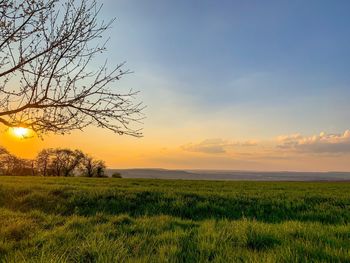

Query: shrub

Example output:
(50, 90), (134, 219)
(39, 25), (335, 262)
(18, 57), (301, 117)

(111, 172), (122, 178)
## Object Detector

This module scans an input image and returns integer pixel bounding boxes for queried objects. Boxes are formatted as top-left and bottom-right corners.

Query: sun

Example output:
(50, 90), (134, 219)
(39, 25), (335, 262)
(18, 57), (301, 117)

(12, 127), (30, 138)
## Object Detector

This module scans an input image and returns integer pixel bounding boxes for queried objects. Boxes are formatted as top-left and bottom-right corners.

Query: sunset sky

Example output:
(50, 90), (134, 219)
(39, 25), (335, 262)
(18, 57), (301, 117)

(2, 0), (350, 171)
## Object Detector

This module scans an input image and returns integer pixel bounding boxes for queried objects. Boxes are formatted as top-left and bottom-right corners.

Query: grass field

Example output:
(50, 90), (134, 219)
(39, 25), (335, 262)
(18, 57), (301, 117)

(0, 176), (349, 262)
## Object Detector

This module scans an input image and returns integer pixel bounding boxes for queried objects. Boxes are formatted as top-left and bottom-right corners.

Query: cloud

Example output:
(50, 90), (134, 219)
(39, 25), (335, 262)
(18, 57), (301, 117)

(181, 138), (257, 154)
(277, 130), (350, 154)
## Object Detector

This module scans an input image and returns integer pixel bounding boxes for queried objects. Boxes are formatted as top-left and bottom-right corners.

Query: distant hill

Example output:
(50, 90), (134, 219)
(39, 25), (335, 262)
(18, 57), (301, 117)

(106, 168), (350, 181)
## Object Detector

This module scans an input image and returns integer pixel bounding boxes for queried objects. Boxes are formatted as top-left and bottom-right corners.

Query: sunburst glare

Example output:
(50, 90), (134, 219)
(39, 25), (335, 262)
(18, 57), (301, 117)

(11, 127), (30, 138)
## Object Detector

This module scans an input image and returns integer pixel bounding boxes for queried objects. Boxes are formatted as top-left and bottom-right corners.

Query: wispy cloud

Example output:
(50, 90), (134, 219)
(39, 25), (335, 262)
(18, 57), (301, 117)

(277, 130), (350, 154)
(181, 138), (257, 154)
(182, 130), (350, 156)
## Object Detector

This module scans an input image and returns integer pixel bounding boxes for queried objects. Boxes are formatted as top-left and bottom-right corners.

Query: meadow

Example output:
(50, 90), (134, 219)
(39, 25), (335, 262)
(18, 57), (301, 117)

(0, 176), (349, 262)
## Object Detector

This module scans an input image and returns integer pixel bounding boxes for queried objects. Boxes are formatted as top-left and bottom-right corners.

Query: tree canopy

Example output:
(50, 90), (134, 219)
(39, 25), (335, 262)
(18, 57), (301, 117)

(0, 0), (143, 136)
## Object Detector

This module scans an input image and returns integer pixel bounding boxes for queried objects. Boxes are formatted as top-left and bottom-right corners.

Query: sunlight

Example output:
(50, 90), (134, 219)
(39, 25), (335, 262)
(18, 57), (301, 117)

(12, 127), (30, 138)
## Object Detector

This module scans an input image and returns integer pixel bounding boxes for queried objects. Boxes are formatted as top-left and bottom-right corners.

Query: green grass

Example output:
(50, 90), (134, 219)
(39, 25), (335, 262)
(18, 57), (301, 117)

(0, 176), (349, 262)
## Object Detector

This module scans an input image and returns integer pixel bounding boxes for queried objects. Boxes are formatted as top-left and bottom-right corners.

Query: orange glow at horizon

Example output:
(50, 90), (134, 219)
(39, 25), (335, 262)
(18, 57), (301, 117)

(1, 126), (350, 172)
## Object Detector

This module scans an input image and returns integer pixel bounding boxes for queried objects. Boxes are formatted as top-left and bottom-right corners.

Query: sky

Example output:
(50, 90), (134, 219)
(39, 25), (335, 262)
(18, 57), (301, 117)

(2, 0), (350, 171)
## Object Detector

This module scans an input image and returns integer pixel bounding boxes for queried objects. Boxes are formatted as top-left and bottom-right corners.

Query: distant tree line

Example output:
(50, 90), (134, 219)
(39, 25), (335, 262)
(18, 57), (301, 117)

(0, 147), (106, 177)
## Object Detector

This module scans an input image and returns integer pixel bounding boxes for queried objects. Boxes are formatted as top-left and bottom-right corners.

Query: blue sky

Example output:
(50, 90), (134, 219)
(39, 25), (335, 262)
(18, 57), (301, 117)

(6, 0), (350, 171)
(99, 0), (350, 137)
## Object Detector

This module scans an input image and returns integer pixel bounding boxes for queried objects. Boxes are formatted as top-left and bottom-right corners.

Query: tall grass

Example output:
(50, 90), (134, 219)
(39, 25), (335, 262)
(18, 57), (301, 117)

(0, 176), (349, 262)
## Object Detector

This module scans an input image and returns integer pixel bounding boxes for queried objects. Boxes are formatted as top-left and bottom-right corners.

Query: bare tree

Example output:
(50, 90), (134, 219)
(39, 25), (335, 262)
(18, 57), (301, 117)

(0, 146), (33, 175)
(94, 159), (106, 177)
(35, 149), (54, 176)
(80, 154), (105, 177)
(58, 149), (84, 176)
(0, 0), (143, 136)
(36, 148), (105, 177)
(0, 146), (11, 175)
(36, 148), (83, 176)
(80, 154), (94, 177)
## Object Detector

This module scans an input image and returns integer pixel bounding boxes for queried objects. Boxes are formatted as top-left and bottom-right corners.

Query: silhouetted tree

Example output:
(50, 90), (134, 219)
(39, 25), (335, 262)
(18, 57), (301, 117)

(0, 147), (33, 175)
(0, 147), (11, 175)
(36, 148), (83, 176)
(59, 149), (84, 177)
(94, 160), (106, 177)
(80, 154), (94, 177)
(0, 0), (143, 136)
(36, 149), (51, 176)
(80, 154), (106, 177)
(1, 146), (107, 177)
